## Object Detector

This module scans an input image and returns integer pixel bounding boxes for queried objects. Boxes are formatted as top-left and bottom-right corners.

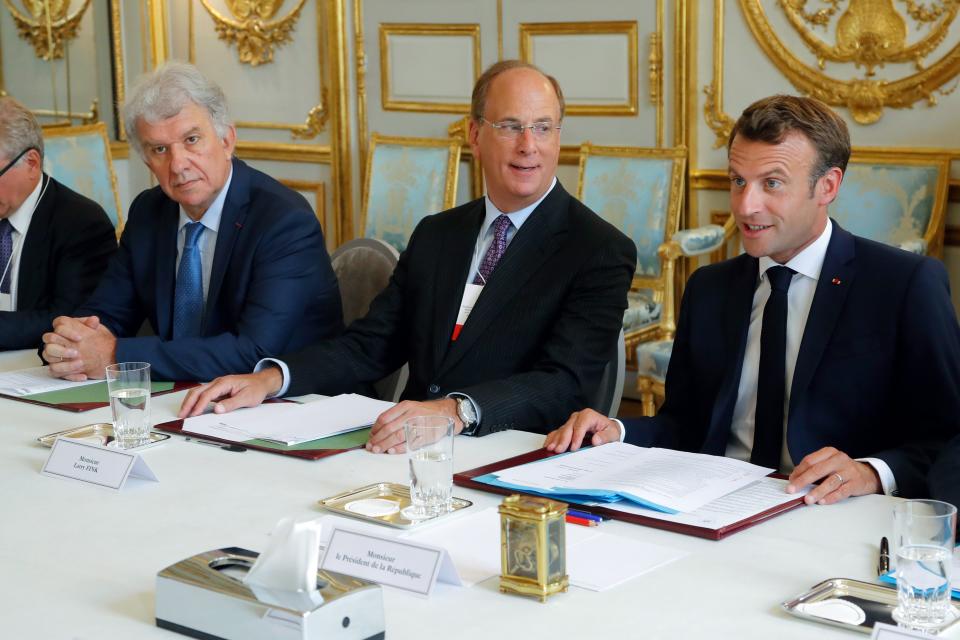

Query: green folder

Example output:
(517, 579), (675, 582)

(23, 381), (175, 405)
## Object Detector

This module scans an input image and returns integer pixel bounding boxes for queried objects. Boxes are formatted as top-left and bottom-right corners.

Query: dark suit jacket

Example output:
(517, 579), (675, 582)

(623, 221), (960, 497)
(928, 435), (960, 518)
(77, 158), (342, 381)
(0, 175), (115, 350)
(283, 182), (637, 435)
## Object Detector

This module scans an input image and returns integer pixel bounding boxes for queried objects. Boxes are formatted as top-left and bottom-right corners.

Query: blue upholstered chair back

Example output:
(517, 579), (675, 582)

(578, 144), (687, 362)
(832, 152), (950, 257)
(362, 133), (461, 252)
(42, 122), (123, 231)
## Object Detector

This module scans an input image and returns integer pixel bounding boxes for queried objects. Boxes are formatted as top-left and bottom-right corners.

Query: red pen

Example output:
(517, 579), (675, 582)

(565, 515), (598, 527)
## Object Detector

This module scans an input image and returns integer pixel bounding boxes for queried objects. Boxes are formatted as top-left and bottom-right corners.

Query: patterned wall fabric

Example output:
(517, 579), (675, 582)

(364, 144), (451, 252)
(580, 156), (673, 277)
(832, 163), (939, 251)
(43, 133), (120, 227)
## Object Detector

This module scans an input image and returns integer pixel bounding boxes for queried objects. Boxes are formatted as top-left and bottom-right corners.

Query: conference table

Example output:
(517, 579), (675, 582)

(1, 348), (955, 639)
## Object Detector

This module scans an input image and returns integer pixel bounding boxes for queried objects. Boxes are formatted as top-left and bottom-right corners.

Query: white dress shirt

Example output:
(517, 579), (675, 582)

(261, 178), (558, 400)
(0, 175), (44, 312)
(175, 168), (232, 303)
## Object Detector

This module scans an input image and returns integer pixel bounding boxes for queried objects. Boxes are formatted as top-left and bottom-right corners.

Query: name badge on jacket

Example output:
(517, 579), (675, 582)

(451, 283), (483, 341)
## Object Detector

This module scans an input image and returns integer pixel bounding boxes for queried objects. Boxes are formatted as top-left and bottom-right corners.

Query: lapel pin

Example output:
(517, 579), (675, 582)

(235, 222), (243, 229)
(831, 277), (842, 285)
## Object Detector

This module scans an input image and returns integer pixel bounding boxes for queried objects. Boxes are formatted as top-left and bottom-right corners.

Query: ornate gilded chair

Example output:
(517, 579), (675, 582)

(362, 133), (461, 252)
(42, 122), (123, 233)
(831, 149), (951, 257)
(577, 143), (726, 415)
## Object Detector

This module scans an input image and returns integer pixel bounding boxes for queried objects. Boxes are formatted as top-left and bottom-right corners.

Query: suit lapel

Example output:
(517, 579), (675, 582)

(205, 158), (249, 332)
(789, 220), (855, 416)
(15, 174), (54, 307)
(436, 184), (569, 377)
(154, 197), (180, 338)
(703, 255), (758, 455)
(430, 201), (483, 368)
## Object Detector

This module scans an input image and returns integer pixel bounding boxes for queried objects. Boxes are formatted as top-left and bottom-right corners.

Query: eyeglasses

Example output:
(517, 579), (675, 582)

(481, 118), (561, 140)
(0, 147), (35, 179)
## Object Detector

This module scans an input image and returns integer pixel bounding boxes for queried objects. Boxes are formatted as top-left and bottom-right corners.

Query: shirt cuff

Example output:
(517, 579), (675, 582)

(254, 358), (290, 398)
(612, 418), (626, 443)
(446, 392), (481, 434)
(857, 457), (898, 496)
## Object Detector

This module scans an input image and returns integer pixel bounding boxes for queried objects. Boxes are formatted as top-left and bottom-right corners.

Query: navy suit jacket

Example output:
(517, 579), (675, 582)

(77, 158), (342, 381)
(282, 182), (637, 435)
(928, 434), (960, 521)
(624, 221), (960, 497)
(0, 175), (115, 349)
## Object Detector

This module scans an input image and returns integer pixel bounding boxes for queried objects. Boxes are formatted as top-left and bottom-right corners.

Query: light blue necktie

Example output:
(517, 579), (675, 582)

(172, 221), (204, 338)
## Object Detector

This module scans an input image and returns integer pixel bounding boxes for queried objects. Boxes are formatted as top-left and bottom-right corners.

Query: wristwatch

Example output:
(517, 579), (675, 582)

(455, 396), (478, 434)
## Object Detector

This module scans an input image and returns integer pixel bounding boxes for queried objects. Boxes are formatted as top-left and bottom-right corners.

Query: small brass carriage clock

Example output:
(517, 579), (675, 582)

(498, 494), (568, 602)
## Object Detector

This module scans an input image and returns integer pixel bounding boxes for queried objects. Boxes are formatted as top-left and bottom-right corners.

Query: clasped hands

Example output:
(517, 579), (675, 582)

(41, 316), (117, 381)
(543, 408), (881, 505)
(178, 370), (465, 454)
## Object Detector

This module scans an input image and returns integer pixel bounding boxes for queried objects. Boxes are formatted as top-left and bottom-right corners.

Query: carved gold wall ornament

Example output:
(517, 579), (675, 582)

(198, 0), (307, 66)
(291, 98), (328, 139)
(740, 0), (960, 124)
(4, 0), (92, 60)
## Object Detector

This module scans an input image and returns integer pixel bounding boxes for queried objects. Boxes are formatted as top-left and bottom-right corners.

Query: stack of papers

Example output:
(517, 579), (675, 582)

(184, 394), (394, 445)
(0, 366), (102, 396)
(487, 443), (773, 514)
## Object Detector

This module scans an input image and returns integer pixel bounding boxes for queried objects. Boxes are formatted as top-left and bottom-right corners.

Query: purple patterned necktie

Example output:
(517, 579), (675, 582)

(474, 214), (512, 285)
(0, 219), (13, 294)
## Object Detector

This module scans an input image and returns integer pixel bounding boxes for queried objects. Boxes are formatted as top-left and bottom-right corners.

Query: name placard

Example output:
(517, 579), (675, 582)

(871, 622), (940, 639)
(41, 437), (158, 491)
(320, 527), (458, 597)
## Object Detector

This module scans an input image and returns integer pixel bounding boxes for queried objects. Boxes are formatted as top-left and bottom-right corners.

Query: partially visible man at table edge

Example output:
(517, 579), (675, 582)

(545, 94), (960, 507)
(41, 61), (342, 382)
(179, 59), (637, 453)
(0, 97), (115, 351)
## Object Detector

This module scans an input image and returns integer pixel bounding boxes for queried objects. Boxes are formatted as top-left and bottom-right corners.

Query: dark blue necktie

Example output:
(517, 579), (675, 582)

(172, 221), (204, 338)
(751, 265), (796, 469)
(0, 219), (13, 294)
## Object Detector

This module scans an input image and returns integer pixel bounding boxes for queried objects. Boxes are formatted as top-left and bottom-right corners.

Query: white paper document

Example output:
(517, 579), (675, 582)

(566, 533), (689, 591)
(0, 366), (102, 396)
(492, 443), (773, 514)
(184, 394), (394, 445)
(585, 476), (808, 530)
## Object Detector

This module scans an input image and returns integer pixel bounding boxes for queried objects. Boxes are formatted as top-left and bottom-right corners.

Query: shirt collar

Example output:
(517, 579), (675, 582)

(482, 176), (557, 235)
(178, 166), (233, 233)
(6, 173), (44, 235)
(758, 218), (833, 282)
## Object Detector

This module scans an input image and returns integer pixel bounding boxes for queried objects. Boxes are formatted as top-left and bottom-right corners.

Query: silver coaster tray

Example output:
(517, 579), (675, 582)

(782, 577), (960, 634)
(37, 423), (170, 451)
(318, 482), (472, 529)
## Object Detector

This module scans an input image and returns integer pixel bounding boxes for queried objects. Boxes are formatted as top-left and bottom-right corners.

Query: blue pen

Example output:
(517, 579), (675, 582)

(567, 508), (603, 523)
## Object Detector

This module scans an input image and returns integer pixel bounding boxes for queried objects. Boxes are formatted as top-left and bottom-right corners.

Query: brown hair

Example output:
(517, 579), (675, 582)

(470, 60), (565, 122)
(729, 94), (850, 192)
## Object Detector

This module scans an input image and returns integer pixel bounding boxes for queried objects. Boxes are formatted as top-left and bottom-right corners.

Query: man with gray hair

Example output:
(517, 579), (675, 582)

(42, 62), (342, 381)
(0, 96), (115, 349)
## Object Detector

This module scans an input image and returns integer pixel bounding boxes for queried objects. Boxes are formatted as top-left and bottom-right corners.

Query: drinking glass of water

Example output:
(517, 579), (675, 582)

(402, 416), (454, 520)
(105, 362), (152, 449)
(892, 499), (957, 631)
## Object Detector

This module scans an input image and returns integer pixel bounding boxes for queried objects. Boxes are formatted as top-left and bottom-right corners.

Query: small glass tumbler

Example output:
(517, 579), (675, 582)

(105, 362), (152, 449)
(892, 499), (957, 631)
(403, 416), (454, 519)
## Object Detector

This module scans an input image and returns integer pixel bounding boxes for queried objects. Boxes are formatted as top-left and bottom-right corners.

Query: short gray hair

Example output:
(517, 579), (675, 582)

(123, 61), (231, 158)
(0, 96), (43, 162)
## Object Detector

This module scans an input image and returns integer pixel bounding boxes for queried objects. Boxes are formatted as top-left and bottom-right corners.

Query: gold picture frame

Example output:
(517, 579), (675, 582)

(378, 23), (482, 114)
(519, 21), (639, 116)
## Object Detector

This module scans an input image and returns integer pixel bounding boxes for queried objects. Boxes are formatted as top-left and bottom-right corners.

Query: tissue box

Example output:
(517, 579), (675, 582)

(156, 547), (385, 640)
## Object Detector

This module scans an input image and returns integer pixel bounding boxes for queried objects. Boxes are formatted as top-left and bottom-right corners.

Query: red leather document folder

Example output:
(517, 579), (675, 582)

(453, 448), (805, 540)
(0, 381), (196, 412)
(153, 413), (368, 461)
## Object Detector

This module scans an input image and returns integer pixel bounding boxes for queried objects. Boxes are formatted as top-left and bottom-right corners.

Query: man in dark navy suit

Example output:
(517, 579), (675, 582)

(0, 97), (115, 350)
(41, 62), (341, 382)
(546, 95), (960, 505)
(179, 60), (636, 452)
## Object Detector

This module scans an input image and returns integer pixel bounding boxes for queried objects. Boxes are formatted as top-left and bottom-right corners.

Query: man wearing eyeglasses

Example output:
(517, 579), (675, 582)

(0, 97), (115, 350)
(180, 60), (637, 452)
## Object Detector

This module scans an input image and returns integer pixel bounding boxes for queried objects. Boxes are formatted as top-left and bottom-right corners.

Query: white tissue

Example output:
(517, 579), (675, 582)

(244, 517), (324, 594)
